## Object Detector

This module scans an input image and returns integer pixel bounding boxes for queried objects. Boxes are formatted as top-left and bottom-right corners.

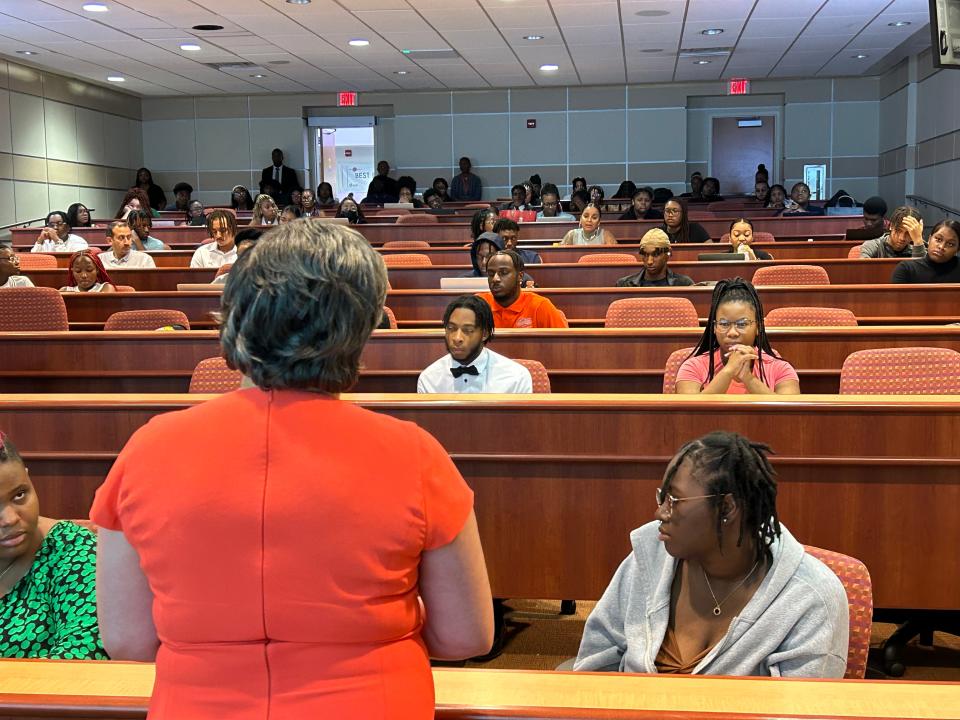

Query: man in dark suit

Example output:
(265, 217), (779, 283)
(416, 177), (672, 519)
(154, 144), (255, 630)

(260, 148), (299, 203)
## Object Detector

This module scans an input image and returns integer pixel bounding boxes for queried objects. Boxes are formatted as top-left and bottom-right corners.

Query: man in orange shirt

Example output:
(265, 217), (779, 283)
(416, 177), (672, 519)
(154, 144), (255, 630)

(478, 250), (568, 328)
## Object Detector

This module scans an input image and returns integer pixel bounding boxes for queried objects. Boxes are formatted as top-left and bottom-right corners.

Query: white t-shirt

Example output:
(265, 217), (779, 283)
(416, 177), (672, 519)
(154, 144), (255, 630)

(417, 348), (533, 394)
(100, 249), (157, 268)
(60, 282), (110, 292)
(31, 234), (88, 253)
(0, 275), (34, 289)
(190, 242), (237, 269)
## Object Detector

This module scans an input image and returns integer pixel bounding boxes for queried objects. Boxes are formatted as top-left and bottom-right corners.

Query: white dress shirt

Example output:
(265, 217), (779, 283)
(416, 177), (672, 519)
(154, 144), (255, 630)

(190, 242), (237, 269)
(0, 275), (34, 289)
(417, 347), (532, 394)
(100, 249), (157, 268)
(31, 234), (88, 253)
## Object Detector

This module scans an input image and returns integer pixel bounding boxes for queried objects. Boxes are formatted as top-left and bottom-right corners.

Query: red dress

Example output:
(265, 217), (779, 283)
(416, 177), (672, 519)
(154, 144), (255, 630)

(91, 388), (473, 719)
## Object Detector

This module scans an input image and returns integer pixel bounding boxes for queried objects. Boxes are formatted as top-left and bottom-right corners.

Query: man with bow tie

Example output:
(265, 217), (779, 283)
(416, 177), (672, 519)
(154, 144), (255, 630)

(417, 295), (532, 394)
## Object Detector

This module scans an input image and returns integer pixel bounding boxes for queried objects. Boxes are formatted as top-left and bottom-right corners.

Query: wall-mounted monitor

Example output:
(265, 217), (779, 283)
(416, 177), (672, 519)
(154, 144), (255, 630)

(931, 0), (960, 68)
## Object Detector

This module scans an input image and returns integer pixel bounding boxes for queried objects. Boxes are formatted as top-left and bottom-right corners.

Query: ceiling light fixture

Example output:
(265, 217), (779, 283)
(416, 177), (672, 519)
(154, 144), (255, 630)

(180, 43), (201, 51)
(16, 50), (37, 55)
(694, 59), (711, 65)
(540, 63), (559, 71)
(701, 28), (724, 36)
(348, 39), (369, 47)
(250, 74), (265, 78)
(107, 75), (125, 82)
(635, 9), (669, 16)
(395, 70), (408, 75)
(192, 24), (224, 31)
(286, 0), (311, 4)
(888, 21), (911, 27)
(852, 53), (869, 59)
(523, 35), (543, 40)
(640, 48), (663, 53)
(82, 3), (108, 11)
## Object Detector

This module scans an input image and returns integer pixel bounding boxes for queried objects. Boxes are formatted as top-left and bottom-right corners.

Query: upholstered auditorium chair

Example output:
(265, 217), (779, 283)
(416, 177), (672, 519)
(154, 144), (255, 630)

(847, 244), (863, 258)
(577, 253), (637, 264)
(752, 265), (830, 286)
(513, 359), (551, 393)
(189, 356), (243, 393)
(661, 347), (696, 393)
(720, 231), (775, 244)
(0, 287), (68, 331)
(604, 297), (699, 328)
(104, 310), (190, 331)
(381, 253), (432, 267)
(395, 213), (438, 224)
(15, 253), (57, 269)
(803, 545), (873, 679)
(382, 240), (430, 249)
(839, 347), (960, 395)
(765, 307), (858, 328)
(381, 306), (398, 329)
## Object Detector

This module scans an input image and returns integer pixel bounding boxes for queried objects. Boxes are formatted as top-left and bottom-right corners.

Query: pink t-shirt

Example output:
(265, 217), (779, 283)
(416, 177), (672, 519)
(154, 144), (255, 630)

(676, 350), (799, 394)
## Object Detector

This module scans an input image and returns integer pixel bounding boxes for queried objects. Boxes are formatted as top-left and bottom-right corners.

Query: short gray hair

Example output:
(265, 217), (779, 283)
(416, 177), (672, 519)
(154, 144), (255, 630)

(219, 219), (388, 392)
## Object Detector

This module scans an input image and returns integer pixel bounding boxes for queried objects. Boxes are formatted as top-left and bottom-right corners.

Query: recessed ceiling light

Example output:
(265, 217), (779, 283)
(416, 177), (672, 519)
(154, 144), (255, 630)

(394, 70), (408, 75)
(635, 9), (669, 16)
(286, 0), (311, 4)
(701, 28), (724, 36)
(192, 24), (224, 31)
(250, 74), (265, 78)
(523, 34), (544, 40)
(852, 53), (869, 59)
(179, 43), (201, 52)
(693, 60), (712, 65)
(888, 21), (911, 27)
(16, 50), (37, 55)
(540, 63), (559, 71)
(640, 48), (663, 53)
(82, 3), (108, 11)
(348, 39), (369, 47)
(106, 75), (125, 82)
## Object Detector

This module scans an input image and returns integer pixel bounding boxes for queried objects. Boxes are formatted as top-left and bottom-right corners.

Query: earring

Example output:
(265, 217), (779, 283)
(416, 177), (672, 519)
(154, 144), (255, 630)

(722, 517), (728, 524)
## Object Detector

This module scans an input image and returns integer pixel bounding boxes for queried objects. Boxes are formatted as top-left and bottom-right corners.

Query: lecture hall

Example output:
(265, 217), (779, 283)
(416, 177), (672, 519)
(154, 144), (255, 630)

(0, 0), (957, 718)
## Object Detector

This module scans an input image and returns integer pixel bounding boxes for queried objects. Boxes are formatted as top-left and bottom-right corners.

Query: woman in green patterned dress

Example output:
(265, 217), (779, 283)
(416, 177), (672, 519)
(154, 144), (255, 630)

(0, 433), (106, 659)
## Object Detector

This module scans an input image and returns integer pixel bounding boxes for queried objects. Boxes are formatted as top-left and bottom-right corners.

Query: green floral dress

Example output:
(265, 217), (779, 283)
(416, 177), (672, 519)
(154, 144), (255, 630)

(0, 521), (107, 659)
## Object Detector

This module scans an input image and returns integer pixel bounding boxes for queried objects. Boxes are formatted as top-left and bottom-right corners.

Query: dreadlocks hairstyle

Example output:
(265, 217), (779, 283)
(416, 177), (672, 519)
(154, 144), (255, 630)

(0, 432), (22, 466)
(470, 207), (499, 240)
(663, 431), (781, 563)
(687, 277), (777, 385)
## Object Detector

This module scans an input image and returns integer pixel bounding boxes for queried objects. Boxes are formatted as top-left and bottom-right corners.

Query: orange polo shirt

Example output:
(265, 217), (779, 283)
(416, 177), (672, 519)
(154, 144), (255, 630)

(477, 291), (569, 329)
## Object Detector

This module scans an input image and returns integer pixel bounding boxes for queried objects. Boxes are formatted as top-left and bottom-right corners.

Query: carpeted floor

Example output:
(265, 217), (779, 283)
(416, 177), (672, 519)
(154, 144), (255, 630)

(448, 599), (960, 681)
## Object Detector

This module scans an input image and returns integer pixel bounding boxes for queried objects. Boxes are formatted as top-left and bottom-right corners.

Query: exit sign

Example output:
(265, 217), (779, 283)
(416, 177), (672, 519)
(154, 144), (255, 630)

(338, 91), (358, 107)
(728, 78), (750, 95)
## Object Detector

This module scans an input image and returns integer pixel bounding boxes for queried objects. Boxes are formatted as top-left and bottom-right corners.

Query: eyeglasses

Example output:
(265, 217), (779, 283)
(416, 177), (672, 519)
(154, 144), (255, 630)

(46, 220), (65, 228)
(663, 207), (682, 215)
(655, 489), (719, 517)
(714, 319), (756, 332)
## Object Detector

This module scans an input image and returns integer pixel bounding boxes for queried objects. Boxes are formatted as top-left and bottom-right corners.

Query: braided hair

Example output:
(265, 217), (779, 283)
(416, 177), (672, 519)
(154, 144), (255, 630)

(664, 431), (781, 563)
(687, 277), (777, 385)
(0, 432), (22, 466)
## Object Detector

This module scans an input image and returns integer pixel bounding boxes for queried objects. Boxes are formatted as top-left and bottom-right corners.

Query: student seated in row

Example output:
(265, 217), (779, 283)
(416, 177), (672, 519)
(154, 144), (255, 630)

(726, 218), (772, 260)
(478, 250), (567, 329)
(60, 250), (116, 293)
(676, 279), (799, 395)
(417, 296), (532, 394)
(31, 211), (89, 253)
(561, 203), (617, 246)
(0, 247), (34, 289)
(100, 221), (157, 269)
(190, 210), (238, 269)
(892, 220), (960, 284)
(493, 218), (542, 265)
(616, 229), (693, 287)
(859, 206), (925, 259)
(575, 431), (848, 677)
(0, 432), (106, 659)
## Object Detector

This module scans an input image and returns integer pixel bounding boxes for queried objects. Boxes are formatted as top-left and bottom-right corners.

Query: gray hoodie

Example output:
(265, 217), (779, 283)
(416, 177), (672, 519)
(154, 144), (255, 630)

(574, 522), (849, 678)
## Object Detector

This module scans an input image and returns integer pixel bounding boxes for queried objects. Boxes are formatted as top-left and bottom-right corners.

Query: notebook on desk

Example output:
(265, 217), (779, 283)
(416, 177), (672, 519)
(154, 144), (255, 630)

(698, 253), (746, 262)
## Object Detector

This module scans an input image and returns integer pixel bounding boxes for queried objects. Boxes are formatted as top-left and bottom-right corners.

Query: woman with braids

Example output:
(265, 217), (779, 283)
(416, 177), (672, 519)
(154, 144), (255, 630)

(675, 278), (799, 395)
(574, 431), (848, 677)
(0, 432), (106, 659)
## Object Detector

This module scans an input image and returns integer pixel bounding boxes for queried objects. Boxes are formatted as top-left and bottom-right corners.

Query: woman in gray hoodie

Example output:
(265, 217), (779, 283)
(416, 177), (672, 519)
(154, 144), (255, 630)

(575, 431), (849, 678)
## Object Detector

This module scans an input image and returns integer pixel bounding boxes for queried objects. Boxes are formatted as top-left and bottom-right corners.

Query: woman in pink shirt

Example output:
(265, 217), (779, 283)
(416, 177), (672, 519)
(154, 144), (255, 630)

(675, 278), (800, 395)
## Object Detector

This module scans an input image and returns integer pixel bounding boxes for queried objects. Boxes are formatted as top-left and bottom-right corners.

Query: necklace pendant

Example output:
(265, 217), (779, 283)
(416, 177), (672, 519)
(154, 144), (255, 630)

(712, 606), (722, 616)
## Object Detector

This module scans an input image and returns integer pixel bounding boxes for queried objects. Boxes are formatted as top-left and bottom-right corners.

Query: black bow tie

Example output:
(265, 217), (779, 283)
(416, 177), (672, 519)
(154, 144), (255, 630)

(450, 365), (480, 378)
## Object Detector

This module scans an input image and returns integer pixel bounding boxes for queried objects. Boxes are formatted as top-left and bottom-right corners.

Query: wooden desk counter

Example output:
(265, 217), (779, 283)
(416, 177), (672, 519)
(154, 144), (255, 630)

(0, 660), (954, 719)
(5, 394), (959, 607)
(53, 286), (960, 326)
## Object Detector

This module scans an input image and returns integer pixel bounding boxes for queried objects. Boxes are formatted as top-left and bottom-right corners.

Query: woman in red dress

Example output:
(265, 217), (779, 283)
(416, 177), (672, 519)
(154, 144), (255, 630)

(93, 220), (493, 719)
